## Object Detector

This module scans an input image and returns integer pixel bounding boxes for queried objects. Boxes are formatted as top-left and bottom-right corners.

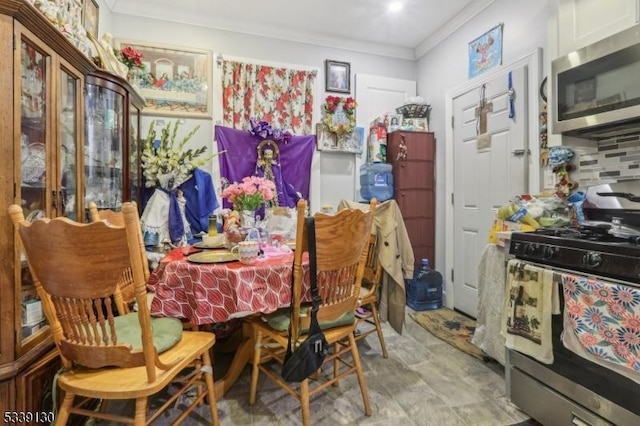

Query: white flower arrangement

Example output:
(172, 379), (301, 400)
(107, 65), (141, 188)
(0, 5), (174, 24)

(141, 120), (213, 189)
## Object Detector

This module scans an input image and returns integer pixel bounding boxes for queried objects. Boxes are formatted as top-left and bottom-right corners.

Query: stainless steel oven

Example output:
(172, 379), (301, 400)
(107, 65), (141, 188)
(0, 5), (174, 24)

(505, 220), (640, 426)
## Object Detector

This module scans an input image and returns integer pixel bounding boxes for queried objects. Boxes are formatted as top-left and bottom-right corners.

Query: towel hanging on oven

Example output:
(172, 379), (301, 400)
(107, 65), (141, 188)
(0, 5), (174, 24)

(560, 273), (640, 384)
(502, 260), (560, 364)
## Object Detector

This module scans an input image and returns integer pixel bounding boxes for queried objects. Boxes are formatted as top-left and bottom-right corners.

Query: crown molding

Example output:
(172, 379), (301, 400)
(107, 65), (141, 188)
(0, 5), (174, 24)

(105, 1), (416, 60)
(414, 0), (496, 59)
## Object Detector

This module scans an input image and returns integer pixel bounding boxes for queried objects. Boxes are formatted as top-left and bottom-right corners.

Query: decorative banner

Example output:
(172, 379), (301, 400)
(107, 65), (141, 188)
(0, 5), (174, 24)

(469, 24), (504, 79)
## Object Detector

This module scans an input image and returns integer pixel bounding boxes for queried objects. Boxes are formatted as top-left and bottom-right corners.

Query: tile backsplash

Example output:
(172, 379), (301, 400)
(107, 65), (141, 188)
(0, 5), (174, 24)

(575, 134), (640, 187)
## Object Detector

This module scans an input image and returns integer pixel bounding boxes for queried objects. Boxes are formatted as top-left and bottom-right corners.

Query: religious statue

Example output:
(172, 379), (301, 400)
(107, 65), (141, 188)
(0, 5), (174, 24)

(256, 140), (280, 207)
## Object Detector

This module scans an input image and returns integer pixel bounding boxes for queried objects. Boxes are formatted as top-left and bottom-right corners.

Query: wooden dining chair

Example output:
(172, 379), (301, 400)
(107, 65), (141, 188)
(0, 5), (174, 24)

(248, 198), (376, 426)
(354, 233), (388, 358)
(88, 200), (125, 226)
(8, 202), (219, 426)
(88, 201), (151, 314)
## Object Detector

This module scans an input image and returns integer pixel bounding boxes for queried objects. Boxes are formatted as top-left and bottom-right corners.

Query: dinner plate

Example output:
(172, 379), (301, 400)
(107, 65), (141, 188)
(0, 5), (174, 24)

(193, 241), (226, 249)
(187, 250), (237, 264)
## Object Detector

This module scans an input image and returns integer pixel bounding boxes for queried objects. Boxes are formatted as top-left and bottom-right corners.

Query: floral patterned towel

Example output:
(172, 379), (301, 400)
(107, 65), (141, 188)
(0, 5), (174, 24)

(561, 273), (640, 384)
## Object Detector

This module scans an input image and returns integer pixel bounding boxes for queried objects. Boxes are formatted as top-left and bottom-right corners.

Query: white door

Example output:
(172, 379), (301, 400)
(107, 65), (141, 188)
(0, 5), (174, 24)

(354, 75), (416, 189)
(311, 74), (416, 211)
(451, 67), (528, 317)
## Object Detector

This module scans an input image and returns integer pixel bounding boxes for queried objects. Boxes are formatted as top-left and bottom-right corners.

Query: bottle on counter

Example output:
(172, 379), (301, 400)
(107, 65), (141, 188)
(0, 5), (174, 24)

(208, 214), (218, 236)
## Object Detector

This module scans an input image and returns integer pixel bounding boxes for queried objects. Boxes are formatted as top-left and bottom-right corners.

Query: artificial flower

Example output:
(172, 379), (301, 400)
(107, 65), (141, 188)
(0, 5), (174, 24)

(322, 96), (357, 139)
(221, 176), (276, 211)
(117, 46), (145, 70)
(141, 120), (213, 188)
(249, 118), (292, 144)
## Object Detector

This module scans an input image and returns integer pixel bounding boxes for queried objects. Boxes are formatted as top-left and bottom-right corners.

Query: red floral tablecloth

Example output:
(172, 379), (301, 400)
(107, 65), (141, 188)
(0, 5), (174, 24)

(147, 248), (309, 325)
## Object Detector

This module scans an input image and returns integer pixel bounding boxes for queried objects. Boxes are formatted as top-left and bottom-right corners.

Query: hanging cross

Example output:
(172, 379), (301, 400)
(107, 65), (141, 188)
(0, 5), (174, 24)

(475, 84), (493, 135)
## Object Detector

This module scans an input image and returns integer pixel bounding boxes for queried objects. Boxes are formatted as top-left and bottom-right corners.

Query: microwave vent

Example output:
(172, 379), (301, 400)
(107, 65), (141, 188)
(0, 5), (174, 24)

(564, 119), (640, 140)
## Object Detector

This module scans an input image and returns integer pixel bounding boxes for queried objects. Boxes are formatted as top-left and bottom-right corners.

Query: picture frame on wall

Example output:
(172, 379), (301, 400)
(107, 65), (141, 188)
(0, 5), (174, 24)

(116, 39), (213, 119)
(316, 123), (337, 150)
(84, 0), (99, 39)
(316, 123), (364, 154)
(468, 23), (503, 79)
(325, 60), (350, 93)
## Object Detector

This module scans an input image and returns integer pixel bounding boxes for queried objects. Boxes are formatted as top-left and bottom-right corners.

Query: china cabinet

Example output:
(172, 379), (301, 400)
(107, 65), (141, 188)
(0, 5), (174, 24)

(0, 0), (143, 415)
(386, 131), (436, 266)
(84, 69), (144, 217)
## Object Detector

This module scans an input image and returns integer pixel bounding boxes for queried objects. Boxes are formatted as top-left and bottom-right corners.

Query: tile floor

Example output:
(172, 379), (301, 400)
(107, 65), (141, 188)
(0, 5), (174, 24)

(99, 308), (532, 425)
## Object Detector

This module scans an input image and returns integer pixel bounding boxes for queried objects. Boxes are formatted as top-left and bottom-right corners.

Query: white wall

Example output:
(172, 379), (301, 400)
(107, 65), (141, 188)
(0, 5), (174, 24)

(100, 10), (416, 212)
(415, 0), (548, 273)
(98, 1), (553, 275)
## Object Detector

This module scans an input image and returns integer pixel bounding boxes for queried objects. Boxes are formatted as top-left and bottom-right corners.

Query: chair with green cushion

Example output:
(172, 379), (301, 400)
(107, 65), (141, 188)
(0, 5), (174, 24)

(8, 202), (219, 426)
(248, 198), (377, 426)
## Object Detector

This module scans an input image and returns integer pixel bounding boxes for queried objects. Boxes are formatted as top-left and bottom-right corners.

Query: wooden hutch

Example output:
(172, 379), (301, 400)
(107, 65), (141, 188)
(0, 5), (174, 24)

(0, 0), (144, 414)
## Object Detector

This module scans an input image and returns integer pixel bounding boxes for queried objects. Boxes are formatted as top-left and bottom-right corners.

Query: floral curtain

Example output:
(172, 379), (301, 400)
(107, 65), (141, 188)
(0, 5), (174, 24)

(221, 60), (317, 134)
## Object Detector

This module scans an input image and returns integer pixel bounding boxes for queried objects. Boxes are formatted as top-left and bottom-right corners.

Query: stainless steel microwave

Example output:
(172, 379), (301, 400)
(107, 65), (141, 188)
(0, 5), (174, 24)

(552, 23), (640, 139)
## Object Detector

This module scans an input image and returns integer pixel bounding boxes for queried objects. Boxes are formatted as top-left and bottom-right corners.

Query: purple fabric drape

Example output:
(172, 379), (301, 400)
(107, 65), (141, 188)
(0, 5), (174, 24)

(215, 126), (315, 208)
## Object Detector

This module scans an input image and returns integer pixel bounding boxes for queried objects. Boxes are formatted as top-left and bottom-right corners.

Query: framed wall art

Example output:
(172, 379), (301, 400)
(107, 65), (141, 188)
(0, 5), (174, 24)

(325, 60), (350, 93)
(468, 24), (503, 79)
(316, 123), (337, 150)
(116, 39), (213, 119)
(84, 0), (99, 39)
(316, 124), (364, 154)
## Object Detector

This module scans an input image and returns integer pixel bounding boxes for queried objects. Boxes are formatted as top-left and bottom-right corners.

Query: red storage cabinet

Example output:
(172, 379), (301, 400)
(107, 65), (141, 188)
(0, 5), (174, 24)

(387, 131), (436, 265)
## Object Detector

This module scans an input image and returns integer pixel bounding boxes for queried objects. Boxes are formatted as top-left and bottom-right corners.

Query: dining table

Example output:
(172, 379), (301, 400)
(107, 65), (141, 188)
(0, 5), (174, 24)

(146, 245), (310, 397)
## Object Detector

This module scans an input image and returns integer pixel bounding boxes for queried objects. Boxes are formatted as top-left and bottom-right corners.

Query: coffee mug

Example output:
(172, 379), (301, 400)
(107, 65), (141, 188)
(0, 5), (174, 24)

(231, 241), (260, 265)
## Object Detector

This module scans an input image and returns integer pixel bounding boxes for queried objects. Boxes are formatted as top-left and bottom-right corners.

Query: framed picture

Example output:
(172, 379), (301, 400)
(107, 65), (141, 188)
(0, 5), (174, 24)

(84, 0), (99, 39)
(402, 117), (429, 131)
(468, 24), (503, 79)
(325, 60), (350, 93)
(316, 123), (337, 150)
(116, 39), (213, 119)
(388, 113), (403, 132)
(316, 124), (364, 154)
(342, 126), (365, 154)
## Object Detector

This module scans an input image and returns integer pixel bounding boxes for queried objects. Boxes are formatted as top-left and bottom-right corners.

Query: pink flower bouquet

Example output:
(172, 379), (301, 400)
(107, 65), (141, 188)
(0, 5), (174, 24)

(221, 176), (276, 211)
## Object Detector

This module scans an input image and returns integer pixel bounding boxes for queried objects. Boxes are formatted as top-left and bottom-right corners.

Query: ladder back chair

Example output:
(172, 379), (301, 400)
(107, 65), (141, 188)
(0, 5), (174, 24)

(88, 201), (150, 314)
(8, 201), (219, 426)
(354, 233), (388, 357)
(249, 198), (377, 426)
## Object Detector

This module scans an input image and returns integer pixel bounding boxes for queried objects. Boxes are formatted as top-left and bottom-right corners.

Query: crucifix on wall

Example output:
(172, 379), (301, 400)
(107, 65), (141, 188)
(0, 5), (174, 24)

(476, 84), (493, 151)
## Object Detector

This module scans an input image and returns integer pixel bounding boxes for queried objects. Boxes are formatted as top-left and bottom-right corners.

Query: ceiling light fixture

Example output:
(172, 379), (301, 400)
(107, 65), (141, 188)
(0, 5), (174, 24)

(388, 2), (403, 13)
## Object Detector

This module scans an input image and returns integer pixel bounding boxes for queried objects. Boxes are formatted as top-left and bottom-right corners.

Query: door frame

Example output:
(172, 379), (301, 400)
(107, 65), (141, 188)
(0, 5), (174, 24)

(443, 48), (542, 309)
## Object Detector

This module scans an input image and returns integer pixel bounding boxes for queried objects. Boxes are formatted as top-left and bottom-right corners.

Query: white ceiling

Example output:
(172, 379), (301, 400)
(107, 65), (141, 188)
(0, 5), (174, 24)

(104, 0), (493, 60)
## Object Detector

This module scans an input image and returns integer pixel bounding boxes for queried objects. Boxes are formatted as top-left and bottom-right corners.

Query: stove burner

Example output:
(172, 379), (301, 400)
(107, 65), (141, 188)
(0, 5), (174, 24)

(533, 225), (620, 242)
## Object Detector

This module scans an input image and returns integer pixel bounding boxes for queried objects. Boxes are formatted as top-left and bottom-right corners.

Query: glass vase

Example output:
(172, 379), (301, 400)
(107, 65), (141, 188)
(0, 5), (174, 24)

(241, 209), (256, 228)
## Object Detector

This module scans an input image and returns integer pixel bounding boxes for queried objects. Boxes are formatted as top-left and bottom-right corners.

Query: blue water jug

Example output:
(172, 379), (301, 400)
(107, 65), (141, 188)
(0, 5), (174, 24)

(359, 163), (394, 202)
(407, 259), (443, 311)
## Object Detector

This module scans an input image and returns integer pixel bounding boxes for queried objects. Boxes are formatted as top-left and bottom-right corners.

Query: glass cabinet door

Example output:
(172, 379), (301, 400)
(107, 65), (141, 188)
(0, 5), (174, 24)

(19, 39), (48, 222)
(59, 68), (81, 221)
(85, 84), (125, 211)
(129, 104), (142, 205)
(17, 37), (49, 348)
